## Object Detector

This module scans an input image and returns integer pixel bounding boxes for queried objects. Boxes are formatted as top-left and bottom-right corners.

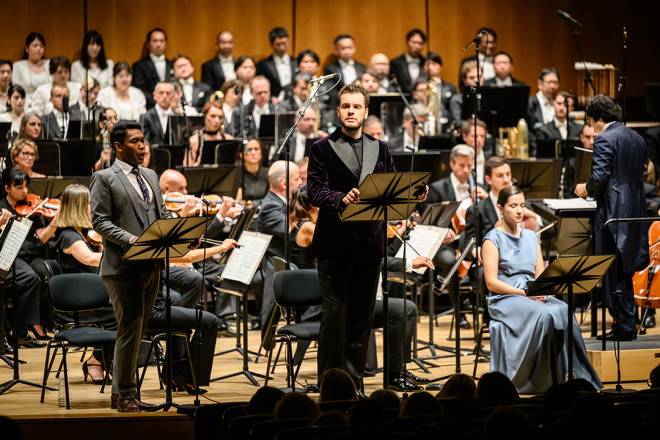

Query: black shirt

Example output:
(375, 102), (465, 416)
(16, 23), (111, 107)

(289, 220), (316, 269)
(55, 227), (99, 274)
(241, 166), (269, 202)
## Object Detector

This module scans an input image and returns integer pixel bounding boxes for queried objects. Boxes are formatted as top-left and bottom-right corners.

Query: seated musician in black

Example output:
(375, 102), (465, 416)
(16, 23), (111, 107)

(1, 166), (57, 346)
(236, 138), (269, 205)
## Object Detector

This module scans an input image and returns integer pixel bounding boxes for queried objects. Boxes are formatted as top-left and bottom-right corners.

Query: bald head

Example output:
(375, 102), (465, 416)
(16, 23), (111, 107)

(268, 160), (301, 198)
(159, 169), (188, 194)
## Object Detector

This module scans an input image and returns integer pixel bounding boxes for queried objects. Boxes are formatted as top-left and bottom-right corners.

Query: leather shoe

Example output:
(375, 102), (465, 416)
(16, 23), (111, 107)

(643, 313), (656, 329)
(116, 398), (141, 412)
(2, 337), (14, 354)
(596, 330), (636, 341)
(17, 335), (44, 348)
(405, 370), (431, 384)
(111, 393), (119, 409)
(388, 373), (423, 391)
(134, 398), (157, 411)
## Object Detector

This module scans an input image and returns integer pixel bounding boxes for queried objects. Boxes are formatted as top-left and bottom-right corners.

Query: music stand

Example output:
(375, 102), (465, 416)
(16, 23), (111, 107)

(197, 140), (240, 166)
(157, 144), (187, 169)
(526, 254), (614, 378)
(179, 165), (239, 197)
(30, 177), (82, 199)
(574, 147), (593, 184)
(342, 171), (430, 389)
(463, 86), (530, 132)
(53, 139), (97, 176)
(0, 217), (55, 394)
(368, 94), (405, 141)
(168, 115), (204, 145)
(509, 159), (562, 198)
(123, 216), (210, 411)
(392, 150), (450, 183)
(418, 135), (453, 151)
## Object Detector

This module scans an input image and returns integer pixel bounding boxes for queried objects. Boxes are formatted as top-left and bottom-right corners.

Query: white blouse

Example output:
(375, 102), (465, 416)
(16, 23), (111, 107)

(71, 59), (115, 89)
(12, 59), (51, 94)
(97, 86), (146, 120)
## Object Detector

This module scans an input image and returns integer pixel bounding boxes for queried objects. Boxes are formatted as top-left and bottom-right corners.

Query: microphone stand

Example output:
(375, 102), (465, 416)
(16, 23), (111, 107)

(391, 77), (426, 147)
(274, 74), (342, 267)
(618, 26), (628, 124)
(561, 14), (596, 100)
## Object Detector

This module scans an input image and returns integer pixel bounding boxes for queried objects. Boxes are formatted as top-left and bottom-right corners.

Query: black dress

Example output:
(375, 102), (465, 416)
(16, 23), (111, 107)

(241, 166), (269, 202)
(289, 219), (316, 269)
(55, 227), (99, 274)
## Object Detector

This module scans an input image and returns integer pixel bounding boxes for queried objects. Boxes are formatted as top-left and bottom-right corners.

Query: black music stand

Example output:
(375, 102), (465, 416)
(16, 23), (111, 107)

(392, 150), (450, 183)
(123, 216), (210, 411)
(509, 159), (562, 198)
(418, 135), (453, 151)
(463, 86), (530, 132)
(342, 171), (430, 389)
(30, 177), (82, 199)
(198, 140), (241, 166)
(0, 217), (55, 394)
(179, 165), (239, 197)
(526, 254), (614, 379)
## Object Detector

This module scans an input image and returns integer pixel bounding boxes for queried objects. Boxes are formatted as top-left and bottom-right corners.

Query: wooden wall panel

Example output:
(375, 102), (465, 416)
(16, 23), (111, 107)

(0, 0), (656, 101)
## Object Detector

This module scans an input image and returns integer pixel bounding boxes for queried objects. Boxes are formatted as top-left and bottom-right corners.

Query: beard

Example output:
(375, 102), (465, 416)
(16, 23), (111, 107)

(340, 117), (363, 131)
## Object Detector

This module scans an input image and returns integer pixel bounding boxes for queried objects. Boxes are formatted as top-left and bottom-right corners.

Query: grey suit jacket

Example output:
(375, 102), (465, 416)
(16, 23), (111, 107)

(90, 162), (167, 276)
(41, 107), (82, 140)
(139, 107), (167, 145)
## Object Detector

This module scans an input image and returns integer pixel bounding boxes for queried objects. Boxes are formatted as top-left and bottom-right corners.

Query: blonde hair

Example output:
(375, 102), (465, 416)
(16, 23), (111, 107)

(57, 184), (92, 229)
(11, 138), (39, 162)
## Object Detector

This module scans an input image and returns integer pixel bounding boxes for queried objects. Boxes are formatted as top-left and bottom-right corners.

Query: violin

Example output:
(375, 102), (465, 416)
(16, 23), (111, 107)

(86, 229), (103, 247)
(632, 221), (660, 309)
(15, 194), (60, 218)
(163, 192), (223, 216)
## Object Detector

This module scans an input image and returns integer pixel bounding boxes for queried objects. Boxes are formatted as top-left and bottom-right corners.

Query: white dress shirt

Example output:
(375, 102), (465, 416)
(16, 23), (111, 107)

(51, 108), (69, 138)
(180, 77), (194, 105)
(378, 78), (391, 94)
(12, 60), (51, 95)
(219, 56), (236, 81)
(477, 54), (495, 81)
(241, 86), (253, 106)
(223, 102), (234, 124)
(476, 148), (485, 185)
(71, 59), (115, 88)
(115, 159), (154, 203)
(403, 131), (419, 150)
(273, 54), (292, 87)
(294, 132), (308, 162)
(554, 118), (567, 140)
(338, 59), (358, 85)
(405, 54), (422, 84)
(97, 86), (147, 120)
(450, 173), (471, 202)
(489, 191), (501, 219)
(253, 103), (270, 131)
(536, 91), (555, 125)
(495, 76), (513, 87)
(150, 53), (167, 81)
(155, 104), (171, 134)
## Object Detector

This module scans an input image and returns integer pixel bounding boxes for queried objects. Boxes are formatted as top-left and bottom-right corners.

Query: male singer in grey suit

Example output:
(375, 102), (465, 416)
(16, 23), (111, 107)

(91, 120), (168, 412)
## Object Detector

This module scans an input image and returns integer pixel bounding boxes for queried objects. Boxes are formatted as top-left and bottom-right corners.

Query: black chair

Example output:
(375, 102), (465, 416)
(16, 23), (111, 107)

(40, 273), (116, 409)
(265, 269), (321, 391)
(229, 414), (273, 440)
(276, 426), (348, 440)
(387, 414), (444, 431)
(416, 419), (482, 440)
(318, 399), (358, 414)
(137, 327), (195, 393)
(315, 431), (420, 440)
(222, 404), (248, 439)
(250, 418), (312, 440)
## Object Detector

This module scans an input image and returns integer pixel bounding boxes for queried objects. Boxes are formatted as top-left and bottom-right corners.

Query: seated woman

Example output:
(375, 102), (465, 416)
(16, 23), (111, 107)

(10, 138), (45, 178)
(289, 187), (318, 270)
(482, 185), (601, 393)
(236, 139), (268, 205)
(0, 84), (26, 136)
(183, 100), (234, 167)
(16, 112), (43, 142)
(54, 183), (238, 391)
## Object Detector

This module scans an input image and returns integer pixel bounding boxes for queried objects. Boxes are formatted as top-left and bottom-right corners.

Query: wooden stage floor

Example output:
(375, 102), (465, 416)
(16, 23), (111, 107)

(1, 311), (657, 420)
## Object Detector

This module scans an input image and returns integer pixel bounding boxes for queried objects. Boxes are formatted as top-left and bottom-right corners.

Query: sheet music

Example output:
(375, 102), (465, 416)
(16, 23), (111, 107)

(394, 225), (448, 274)
(221, 231), (272, 285)
(543, 198), (596, 210)
(0, 218), (32, 272)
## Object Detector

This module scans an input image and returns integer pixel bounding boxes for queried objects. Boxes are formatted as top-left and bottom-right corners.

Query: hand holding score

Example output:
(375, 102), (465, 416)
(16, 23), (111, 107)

(574, 183), (588, 198)
(343, 188), (360, 205)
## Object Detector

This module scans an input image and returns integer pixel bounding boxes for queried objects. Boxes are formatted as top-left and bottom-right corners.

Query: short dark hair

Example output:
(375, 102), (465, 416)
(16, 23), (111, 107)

(412, 78), (428, 92)
(296, 49), (319, 66)
(0, 59), (12, 69)
(461, 118), (487, 135)
(493, 51), (513, 64)
(497, 185), (523, 207)
(406, 28), (426, 42)
(23, 32), (46, 59)
(110, 120), (142, 147)
(333, 34), (354, 45)
(268, 27), (289, 44)
(337, 83), (370, 109)
(146, 27), (167, 42)
(7, 85), (26, 110)
(539, 67), (560, 81)
(586, 95), (622, 123)
(234, 55), (255, 72)
(81, 30), (108, 70)
(426, 52), (443, 66)
(2, 166), (30, 188)
(485, 156), (509, 177)
(49, 56), (71, 75)
(112, 61), (132, 78)
(172, 54), (192, 65)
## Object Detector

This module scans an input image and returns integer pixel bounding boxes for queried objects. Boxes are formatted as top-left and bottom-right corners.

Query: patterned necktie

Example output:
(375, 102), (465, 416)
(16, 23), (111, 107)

(130, 167), (151, 204)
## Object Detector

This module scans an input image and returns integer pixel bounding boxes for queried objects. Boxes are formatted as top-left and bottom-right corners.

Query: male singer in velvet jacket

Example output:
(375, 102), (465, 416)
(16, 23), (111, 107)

(575, 95), (648, 340)
(307, 83), (396, 385)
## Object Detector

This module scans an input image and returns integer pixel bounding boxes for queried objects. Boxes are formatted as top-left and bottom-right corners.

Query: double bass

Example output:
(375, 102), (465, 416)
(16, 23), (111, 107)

(632, 221), (660, 308)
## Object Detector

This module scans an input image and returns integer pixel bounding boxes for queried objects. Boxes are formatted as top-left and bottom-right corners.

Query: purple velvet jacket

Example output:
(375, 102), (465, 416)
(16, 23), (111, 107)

(307, 129), (395, 263)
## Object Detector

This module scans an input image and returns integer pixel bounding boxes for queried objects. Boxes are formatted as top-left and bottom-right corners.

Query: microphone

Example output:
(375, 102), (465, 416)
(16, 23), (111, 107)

(463, 30), (487, 51)
(310, 73), (340, 85)
(404, 144), (417, 153)
(557, 9), (584, 28)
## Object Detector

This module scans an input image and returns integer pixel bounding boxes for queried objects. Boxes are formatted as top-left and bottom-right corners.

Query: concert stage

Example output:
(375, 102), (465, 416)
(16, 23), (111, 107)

(586, 334), (660, 383)
(1, 314), (657, 440)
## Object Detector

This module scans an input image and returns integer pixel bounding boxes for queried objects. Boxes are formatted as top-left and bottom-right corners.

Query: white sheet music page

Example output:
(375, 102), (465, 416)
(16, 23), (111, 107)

(394, 225), (448, 274)
(221, 231), (272, 285)
(0, 218), (32, 272)
(543, 198), (596, 210)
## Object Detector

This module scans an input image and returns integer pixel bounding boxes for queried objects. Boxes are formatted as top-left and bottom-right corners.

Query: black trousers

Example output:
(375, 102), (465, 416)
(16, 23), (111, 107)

(317, 258), (381, 384)
(149, 305), (219, 386)
(5, 258), (42, 333)
(372, 298), (417, 381)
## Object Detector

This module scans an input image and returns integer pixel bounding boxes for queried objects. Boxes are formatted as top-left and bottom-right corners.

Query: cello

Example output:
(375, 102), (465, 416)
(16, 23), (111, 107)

(632, 221), (660, 308)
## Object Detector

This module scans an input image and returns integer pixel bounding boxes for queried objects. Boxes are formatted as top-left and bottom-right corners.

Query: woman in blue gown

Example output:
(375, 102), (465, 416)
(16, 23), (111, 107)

(482, 186), (601, 394)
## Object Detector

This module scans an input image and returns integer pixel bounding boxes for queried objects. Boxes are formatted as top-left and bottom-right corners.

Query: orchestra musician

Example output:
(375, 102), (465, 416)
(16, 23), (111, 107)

(10, 139), (45, 178)
(184, 100), (235, 167)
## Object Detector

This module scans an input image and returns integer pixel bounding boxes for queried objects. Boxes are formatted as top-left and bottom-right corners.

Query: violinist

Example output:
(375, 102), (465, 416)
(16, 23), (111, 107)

(183, 100), (235, 167)
(1, 166), (57, 346)
(10, 138), (46, 178)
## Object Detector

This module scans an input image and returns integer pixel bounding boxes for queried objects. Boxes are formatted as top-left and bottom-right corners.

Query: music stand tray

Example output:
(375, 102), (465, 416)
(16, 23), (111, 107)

(123, 216), (210, 411)
(509, 159), (562, 199)
(420, 201), (460, 228)
(178, 165), (239, 197)
(526, 254), (614, 379)
(30, 177), (83, 199)
(341, 171), (430, 388)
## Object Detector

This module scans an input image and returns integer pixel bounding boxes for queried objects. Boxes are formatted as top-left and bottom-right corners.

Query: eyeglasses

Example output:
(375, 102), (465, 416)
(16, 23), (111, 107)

(20, 151), (36, 158)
